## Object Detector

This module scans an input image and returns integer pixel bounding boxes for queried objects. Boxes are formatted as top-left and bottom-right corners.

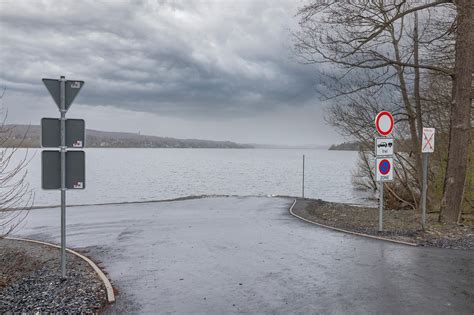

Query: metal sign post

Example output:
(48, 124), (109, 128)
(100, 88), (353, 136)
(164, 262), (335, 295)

(302, 154), (305, 199)
(421, 128), (435, 229)
(375, 157), (394, 231)
(421, 153), (428, 228)
(379, 182), (384, 232)
(374, 111), (395, 232)
(60, 77), (67, 279)
(42, 76), (85, 279)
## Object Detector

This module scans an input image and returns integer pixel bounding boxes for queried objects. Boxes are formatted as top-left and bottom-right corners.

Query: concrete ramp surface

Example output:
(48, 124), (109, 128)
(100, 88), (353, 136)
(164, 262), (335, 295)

(15, 197), (474, 314)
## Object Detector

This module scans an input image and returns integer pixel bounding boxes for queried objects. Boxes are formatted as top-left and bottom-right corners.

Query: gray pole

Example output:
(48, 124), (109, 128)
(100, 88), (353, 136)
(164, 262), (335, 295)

(421, 153), (428, 229)
(60, 76), (67, 279)
(302, 154), (305, 199)
(378, 182), (384, 232)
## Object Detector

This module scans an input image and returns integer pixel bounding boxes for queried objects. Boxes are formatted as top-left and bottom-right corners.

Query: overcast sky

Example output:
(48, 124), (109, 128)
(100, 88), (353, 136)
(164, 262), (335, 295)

(0, 0), (341, 146)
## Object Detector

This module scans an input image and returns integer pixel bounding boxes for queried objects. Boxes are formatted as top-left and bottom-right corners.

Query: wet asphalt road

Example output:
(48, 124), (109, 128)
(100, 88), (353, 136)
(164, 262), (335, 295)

(15, 197), (474, 314)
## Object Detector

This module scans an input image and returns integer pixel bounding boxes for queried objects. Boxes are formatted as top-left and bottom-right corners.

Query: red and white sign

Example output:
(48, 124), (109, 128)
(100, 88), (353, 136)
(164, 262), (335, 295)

(422, 128), (435, 153)
(375, 111), (394, 136)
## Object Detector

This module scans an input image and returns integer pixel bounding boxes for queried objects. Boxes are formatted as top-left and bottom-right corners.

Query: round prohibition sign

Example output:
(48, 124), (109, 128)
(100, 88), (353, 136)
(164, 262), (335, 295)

(375, 111), (394, 136)
(379, 159), (391, 175)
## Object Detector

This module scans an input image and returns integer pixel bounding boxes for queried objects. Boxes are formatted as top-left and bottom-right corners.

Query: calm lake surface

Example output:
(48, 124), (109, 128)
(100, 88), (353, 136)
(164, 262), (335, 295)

(17, 148), (368, 207)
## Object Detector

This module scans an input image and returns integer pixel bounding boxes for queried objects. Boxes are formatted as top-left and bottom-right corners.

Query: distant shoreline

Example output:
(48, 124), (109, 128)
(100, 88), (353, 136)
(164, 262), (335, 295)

(1, 145), (331, 150)
(2, 124), (251, 149)
(1, 124), (330, 150)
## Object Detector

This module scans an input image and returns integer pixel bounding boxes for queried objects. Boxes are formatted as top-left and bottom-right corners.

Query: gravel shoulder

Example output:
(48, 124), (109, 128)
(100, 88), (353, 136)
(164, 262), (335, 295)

(292, 198), (474, 249)
(0, 238), (108, 313)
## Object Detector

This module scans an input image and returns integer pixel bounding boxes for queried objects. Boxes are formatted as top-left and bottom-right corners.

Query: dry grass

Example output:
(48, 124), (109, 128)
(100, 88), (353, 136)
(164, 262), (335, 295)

(294, 199), (474, 248)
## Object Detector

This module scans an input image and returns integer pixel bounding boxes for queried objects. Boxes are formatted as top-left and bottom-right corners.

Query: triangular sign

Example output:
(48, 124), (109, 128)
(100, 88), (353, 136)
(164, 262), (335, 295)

(42, 78), (84, 111)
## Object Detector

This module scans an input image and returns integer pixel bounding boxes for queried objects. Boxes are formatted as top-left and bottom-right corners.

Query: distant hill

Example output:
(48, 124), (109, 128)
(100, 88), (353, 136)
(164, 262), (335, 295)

(1, 124), (253, 149)
(328, 141), (360, 151)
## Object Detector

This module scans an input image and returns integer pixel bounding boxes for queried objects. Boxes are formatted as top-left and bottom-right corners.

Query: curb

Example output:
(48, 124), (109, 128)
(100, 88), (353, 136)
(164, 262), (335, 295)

(6, 237), (115, 303)
(288, 199), (417, 247)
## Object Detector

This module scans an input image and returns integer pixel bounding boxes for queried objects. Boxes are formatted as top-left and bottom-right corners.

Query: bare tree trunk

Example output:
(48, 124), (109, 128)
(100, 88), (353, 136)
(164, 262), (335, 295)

(414, 11), (423, 142)
(440, 0), (473, 223)
(413, 11), (425, 212)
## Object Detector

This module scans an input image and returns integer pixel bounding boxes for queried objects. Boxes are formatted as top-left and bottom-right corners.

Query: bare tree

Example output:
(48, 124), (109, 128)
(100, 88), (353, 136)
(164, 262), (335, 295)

(0, 88), (33, 238)
(440, 0), (473, 223)
(295, 0), (472, 223)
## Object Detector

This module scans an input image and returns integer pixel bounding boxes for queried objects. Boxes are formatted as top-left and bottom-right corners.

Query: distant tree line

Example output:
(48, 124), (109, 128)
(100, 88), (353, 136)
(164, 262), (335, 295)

(1, 125), (253, 149)
(328, 142), (361, 151)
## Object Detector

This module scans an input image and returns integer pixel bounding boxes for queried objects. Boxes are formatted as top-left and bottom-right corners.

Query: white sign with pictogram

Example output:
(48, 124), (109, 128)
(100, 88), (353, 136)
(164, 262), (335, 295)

(422, 128), (435, 153)
(375, 138), (394, 156)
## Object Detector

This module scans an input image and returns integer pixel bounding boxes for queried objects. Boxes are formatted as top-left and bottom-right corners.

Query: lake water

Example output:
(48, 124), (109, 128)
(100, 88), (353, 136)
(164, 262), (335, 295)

(14, 148), (368, 207)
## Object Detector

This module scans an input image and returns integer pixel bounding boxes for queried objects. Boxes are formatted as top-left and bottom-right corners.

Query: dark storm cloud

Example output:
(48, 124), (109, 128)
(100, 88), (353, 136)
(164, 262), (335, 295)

(0, 0), (318, 118)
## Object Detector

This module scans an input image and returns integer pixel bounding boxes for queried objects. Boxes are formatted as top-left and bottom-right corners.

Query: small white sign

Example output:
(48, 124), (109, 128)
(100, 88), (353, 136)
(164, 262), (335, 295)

(422, 128), (435, 153)
(70, 81), (81, 89)
(375, 138), (394, 156)
(73, 140), (83, 148)
(376, 157), (394, 182)
(73, 182), (84, 189)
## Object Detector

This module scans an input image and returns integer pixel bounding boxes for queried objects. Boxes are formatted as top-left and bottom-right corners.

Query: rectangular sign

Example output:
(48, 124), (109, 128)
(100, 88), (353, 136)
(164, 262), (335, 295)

(41, 118), (85, 148)
(422, 128), (435, 153)
(375, 138), (394, 156)
(375, 157), (394, 182)
(42, 151), (86, 189)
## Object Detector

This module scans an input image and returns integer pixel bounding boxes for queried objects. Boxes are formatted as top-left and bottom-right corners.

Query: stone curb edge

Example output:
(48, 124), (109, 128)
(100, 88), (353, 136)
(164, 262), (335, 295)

(288, 199), (417, 247)
(5, 237), (116, 303)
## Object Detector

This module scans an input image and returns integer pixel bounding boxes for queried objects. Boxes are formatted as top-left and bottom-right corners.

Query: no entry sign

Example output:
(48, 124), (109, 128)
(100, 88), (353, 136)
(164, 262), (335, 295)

(375, 111), (394, 136)
(376, 157), (393, 182)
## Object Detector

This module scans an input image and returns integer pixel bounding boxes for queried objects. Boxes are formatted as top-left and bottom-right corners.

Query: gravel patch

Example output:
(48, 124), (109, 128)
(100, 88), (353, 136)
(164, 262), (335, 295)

(0, 239), (108, 313)
(292, 198), (474, 249)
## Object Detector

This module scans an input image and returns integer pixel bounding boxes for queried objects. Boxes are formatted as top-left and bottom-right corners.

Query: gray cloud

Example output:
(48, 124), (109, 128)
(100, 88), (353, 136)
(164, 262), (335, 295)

(0, 0), (343, 145)
(1, 0), (319, 117)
